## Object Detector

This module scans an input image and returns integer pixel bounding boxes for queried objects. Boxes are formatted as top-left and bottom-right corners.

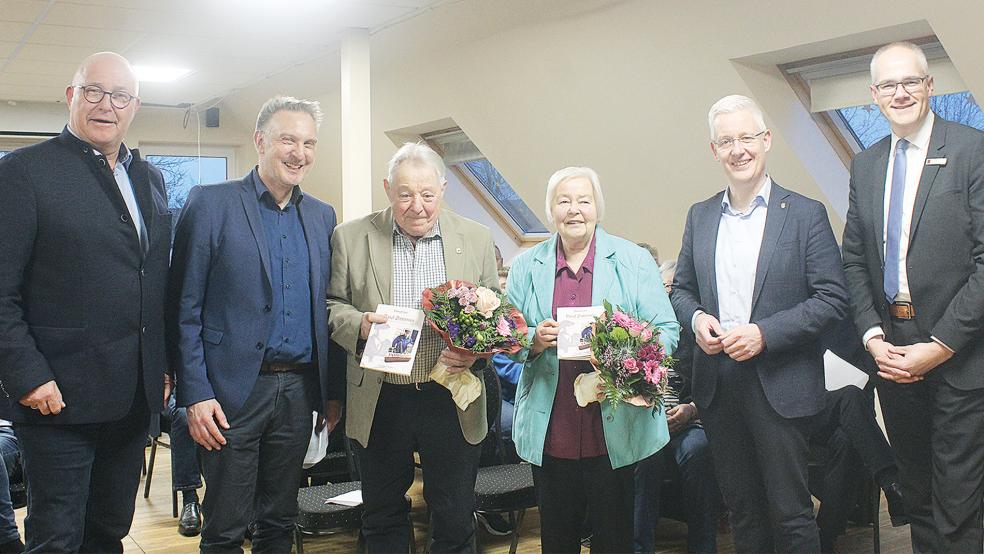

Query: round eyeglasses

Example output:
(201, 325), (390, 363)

(73, 84), (138, 109)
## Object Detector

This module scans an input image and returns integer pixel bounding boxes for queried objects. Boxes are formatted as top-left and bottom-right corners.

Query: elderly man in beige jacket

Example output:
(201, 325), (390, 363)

(327, 142), (499, 553)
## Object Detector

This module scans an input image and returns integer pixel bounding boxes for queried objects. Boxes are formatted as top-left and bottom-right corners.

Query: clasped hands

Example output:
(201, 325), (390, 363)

(866, 336), (953, 383)
(695, 313), (764, 361)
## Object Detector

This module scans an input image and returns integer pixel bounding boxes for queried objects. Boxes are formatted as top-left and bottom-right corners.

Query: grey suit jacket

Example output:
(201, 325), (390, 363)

(326, 207), (499, 447)
(672, 181), (849, 418)
(842, 115), (984, 389)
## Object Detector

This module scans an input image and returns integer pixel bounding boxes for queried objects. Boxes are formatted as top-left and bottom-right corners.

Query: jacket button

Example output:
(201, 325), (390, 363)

(255, 342), (264, 350)
(140, 268), (146, 277)
(606, 415), (614, 422)
(121, 213), (129, 223)
(98, 158), (106, 167)
(264, 305), (272, 312)
(141, 326), (147, 334)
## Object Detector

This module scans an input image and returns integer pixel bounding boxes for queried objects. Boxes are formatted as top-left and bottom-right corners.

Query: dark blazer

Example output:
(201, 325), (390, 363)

(167, 169), (339, 419)
(842, 116), (984, 390)
(672, 181), (849, 418)
(0, 128), (170, 424)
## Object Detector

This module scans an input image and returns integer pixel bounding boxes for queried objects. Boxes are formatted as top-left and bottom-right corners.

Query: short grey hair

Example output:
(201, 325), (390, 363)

(659, 259), (677, 279)
(387, 142), (446, 184)
(870, 41), (929, 84)
(255, 95), (323, 132)
(707, 94), (766, 140)
(543, 166), (606, 230)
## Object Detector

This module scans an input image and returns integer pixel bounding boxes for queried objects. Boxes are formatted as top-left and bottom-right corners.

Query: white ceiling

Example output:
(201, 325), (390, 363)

(0, 0), (446, 107)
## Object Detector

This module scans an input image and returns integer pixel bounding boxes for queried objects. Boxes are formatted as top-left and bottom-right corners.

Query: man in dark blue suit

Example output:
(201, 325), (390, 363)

(0, 52), (170, 553)
(168, 96), (341, 553)
(672, 95), (849, 553)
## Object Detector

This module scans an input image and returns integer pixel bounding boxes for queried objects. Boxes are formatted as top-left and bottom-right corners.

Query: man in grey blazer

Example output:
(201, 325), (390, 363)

(842, 41), (984, 552)
(328, 142), (498, 553)
(168, 96), (341, 553)
(672, 95), (849, 553)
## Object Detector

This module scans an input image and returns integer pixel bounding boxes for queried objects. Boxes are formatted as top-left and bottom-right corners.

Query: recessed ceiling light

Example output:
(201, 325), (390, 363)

(134, 65), (192, 83)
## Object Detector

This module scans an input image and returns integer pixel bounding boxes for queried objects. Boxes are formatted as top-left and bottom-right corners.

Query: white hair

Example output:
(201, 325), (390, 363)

(707, 94), (766, 139)
(543, 166), (606, 230)
(870, 41), (930, 84)
(387, 142), (446, 185)
(256, 95), (323, 132)
(659, 259), (677, 279)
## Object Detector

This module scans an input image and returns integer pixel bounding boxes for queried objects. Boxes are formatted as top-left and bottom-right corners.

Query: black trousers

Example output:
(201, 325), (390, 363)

(810, 386), (897, 546)
(198, 370), (316, 554)
(700, 360), (820, 554)
(879, 317), (984, 553)
(532, 454), (635, 554)
(355, 382), (481, 554)
(14, 404), (148, 553)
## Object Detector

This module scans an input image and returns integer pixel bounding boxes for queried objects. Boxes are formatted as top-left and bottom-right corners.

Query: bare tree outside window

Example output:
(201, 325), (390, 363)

(838, 91), (984, 149)
(146, 155), (227, 224)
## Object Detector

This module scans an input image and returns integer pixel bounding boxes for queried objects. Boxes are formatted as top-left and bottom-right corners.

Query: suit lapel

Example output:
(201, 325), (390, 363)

(297, 196), (322, 311)
(128, 153), (155, 255)
(751, 184), (790, 311)
(697, 194), (724, 315)
(439, 212), (466, 281)
(869, 140), (891, 264)
(531, 236), (557, 321)
(907, 118), (946, 251)
(368, 209), (393, 304)
(239, 176), (273, 288)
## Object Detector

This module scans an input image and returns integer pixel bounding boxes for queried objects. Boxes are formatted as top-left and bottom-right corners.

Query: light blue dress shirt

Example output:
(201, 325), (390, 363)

(713, 177), (771, 332)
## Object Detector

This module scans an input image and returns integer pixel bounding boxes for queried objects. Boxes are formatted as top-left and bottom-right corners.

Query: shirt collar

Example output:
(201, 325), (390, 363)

(66, 124), (133, 169)
(891, 111), (935, 152)
(251, 167), (303, 206)
(555, 233), (597, 275)
(393, 220), (442, 240)
(722, 176), (772, 216)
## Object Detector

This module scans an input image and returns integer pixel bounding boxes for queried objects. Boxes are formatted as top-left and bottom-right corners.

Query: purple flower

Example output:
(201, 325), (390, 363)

(464, 336), (477, 348)
(448, 321), (461, 339)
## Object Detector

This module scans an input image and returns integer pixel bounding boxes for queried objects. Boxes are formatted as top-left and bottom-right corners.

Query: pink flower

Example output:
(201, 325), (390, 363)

(612, 311), (632, 328)
(466, 292), (479, 304)
(641, 327), (653, 341)
(623, 358), (640, 374)
(458, 296), (469, 307)
(464, 305), (476, 314)
(496, 316), (511, 337)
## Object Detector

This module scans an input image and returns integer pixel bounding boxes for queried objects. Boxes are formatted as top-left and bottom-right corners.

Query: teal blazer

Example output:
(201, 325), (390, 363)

(506, 228), (681, 469)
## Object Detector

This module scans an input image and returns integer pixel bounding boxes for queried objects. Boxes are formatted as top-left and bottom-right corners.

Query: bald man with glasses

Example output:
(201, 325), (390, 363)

(0, 52), (171, 553)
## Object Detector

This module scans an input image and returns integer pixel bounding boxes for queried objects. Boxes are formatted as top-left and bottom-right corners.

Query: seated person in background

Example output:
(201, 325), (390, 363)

(634, 260), (720, 554)
(166, 394), (203, 537)
(812, 320), (908, 553)
(0, 420), (23, 553)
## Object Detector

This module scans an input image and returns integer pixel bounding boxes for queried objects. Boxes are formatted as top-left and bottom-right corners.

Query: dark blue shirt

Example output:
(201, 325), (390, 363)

(252, 171), (313, 364)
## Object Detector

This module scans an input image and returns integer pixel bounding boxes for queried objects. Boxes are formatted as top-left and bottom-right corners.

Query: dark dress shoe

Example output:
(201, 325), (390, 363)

(884, 482), (910, 527)
(178, 500), (203, 537)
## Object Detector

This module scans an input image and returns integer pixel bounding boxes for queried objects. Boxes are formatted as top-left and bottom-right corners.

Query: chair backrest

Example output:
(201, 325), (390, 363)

(481, 361), (507, 465)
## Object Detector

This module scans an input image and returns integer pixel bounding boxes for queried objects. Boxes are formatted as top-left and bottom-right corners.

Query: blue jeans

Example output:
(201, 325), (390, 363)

(167, 394), (202, 492)
(0, 426), (20, 544)
(634, 425), (720, 554)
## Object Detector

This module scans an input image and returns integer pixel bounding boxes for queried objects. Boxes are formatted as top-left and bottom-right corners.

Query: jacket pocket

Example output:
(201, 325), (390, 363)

(201, 326), (224, 345)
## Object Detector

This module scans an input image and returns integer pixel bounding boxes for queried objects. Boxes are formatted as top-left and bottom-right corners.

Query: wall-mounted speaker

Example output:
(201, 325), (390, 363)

(205, 107), (220, 128)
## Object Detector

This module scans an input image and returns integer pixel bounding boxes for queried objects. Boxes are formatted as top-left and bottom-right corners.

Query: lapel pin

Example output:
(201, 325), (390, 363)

(780, 202), (787, 209)
(926, 158), (947, 166)
(456, 247), (462, 254)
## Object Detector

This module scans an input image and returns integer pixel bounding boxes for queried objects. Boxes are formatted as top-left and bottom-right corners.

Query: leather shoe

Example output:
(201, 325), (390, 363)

(178, 500), (203, 537)
(884, 482), (909, 527)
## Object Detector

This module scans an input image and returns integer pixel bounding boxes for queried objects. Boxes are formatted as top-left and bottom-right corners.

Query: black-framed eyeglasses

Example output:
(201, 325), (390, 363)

(73, 84), (138, 109)
(873, 76), (928, 97)
(713, 130), (767, 151)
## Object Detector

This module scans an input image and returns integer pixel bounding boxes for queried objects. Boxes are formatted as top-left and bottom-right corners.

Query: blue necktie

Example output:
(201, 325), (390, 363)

(884, 139), (908, 302)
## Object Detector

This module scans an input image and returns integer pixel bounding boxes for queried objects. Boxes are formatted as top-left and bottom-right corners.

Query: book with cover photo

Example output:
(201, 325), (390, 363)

(359, 304), (425, 376)
(556, 306), (605, 360)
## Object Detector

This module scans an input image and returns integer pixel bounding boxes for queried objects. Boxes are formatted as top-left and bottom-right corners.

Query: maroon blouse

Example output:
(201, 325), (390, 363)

(543, 235), (608, 459)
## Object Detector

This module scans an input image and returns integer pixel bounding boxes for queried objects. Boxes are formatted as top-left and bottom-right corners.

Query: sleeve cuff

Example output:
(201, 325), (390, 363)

(931, 335), (956, 354)
(862, 326), (885, 350)
(691, 310), (705, 333)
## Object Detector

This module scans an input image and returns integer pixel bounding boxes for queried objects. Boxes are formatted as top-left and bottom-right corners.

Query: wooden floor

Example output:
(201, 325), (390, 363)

(13, 443), (915, 553)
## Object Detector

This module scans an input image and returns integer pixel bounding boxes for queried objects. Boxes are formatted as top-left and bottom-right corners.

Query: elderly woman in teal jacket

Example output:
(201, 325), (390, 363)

(507, 166), (680, 553)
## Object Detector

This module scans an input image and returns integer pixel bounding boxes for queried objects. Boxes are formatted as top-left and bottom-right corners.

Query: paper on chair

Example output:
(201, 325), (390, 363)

(325, 489), (363, 506)
(360, 304), (425, 376)
(556, 306), (605, 360)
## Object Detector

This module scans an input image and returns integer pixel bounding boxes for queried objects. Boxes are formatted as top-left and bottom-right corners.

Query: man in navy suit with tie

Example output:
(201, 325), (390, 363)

(842, 41), (984, 552)
(0, 52), (171, 553)
(168, 96), (342, 553)
(672, 95), (849, 553)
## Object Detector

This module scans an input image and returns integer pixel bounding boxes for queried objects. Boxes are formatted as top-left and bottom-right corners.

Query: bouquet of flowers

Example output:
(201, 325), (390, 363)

(421, 280), (530, 409)
(574, 300), (674, 415)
